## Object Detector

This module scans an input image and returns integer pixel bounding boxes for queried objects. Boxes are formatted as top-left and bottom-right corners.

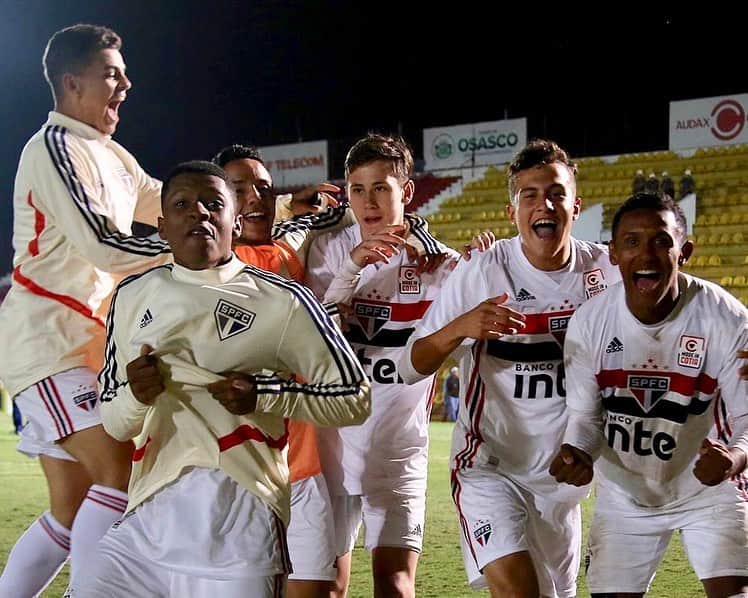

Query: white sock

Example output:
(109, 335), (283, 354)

(0, 511), (70, 596)
(69, 484), (128, 589)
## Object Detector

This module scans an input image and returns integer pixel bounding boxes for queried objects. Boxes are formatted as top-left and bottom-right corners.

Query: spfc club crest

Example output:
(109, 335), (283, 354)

(214, 299), (255, 341)
(73, 390), (98, 411)
(548, 314), (571, 346)
(627, 374), (670, 412)
(472, 520), (492, 546)
(353, 300), (391, 339)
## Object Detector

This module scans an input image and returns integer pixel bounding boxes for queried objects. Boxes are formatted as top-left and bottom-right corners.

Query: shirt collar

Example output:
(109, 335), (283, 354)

(170, 254), (246, 285)
(47, 111), (111, 142)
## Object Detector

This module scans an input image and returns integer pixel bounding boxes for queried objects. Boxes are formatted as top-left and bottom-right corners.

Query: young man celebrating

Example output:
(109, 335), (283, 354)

(305, 134), (458, 597)
(75, 161), (371, 597)
(0, 24), (170, 596)
(552, 192), (748, 598)
(399, 139), (620, 597)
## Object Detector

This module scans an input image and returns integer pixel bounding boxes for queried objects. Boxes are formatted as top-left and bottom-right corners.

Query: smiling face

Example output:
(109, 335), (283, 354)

(347, 159), (414, 240)
(223, 158), (275, 245)
(158, 172), (240, 270)
(610, 207), (693, 324)
(63, 48), (131, 135)
(507, 161), (581, 271)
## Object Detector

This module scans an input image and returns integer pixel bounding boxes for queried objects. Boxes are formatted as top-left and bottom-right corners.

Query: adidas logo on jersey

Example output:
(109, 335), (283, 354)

(605, 337), (624, 353)
(139, 309), (153, 328)
(515, 288), (535, 302)
(408, 523), (423, 537)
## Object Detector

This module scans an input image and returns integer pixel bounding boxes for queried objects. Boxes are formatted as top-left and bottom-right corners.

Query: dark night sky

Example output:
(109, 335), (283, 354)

(0, 1), (743, 274)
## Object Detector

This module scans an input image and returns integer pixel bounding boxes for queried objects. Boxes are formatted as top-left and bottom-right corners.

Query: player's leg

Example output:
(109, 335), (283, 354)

(679, 497), (748, 598)
(329, 494), (362, 598)
(451, 467), (550, 597)
(362, 490), (424, 598)
(287, 474), (337, 598)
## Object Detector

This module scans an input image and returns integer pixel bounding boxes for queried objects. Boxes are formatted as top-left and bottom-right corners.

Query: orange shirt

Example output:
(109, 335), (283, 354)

(234, 242), (322, 482)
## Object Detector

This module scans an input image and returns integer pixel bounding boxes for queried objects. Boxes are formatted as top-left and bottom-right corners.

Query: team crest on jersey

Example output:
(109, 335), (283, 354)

(73, 390), (98, 411)
(353, 300), (391, 339)
(583, 269), (607, 299)
(627, 375), (670, 412)
(678, 335), (705, 369)
(214, 300), (255, 341)
(472, 520), (492, 546)
(115, 167), (135, 195)
(548, 314), (571, 346)
(399, 266), (421, 294)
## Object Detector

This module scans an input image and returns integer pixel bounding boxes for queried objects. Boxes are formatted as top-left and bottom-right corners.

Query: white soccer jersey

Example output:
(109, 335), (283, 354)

(564, 274), (748, 508)
(306, 224), (457, 495)
(0, 112), (170, 398)
(99, 256), (370, 523)
(400, 236), (619, 503)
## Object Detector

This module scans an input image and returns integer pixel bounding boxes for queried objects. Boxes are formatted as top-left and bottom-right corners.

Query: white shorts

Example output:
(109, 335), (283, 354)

(333, 489), (426, 554)
(74, 468), (290, 598)
(587, 483), (748, 594)
(288, 473), (336, 581)
(14, 367), (101, 461)
(452, 467), (580, 598)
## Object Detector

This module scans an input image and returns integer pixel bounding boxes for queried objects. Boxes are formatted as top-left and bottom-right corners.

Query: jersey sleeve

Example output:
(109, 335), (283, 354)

(398, 255), (480, 385)
(131, 160), (163, 226)
(562, 309), (605, 457)
(98, 281), (150, 441)
(714, 307), (748, 456)
(253, 283), (370, 426)
(31, 130), (170, 273)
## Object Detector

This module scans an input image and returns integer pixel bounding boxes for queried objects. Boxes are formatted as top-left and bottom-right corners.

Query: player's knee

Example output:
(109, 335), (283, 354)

(373, 571), (414, 598)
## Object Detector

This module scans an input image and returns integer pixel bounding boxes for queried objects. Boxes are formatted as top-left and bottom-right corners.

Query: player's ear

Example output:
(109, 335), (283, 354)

(402, 179), (415, 205)
(157, 216), (166, 240)
(506, 202), (516, 226)
(572, 196), (582, 221)
(233, 214), (243, 240)
(678, 239), (693, 266)
(608, 241), (619, 266)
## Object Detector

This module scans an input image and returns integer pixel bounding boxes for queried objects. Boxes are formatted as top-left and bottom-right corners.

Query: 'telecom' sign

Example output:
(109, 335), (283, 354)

(423, 118), (526, 171)
(259, 140), (328, 187)
(669, 94), (748, 150)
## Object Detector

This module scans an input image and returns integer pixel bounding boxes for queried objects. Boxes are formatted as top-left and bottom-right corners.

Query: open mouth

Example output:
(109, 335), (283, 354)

(106, 100), (122, 122)
(189, 226), (215, 240)
(633, 270), (661, 292)
(242, 211), (267, 221)
(531, 219), (557, 240)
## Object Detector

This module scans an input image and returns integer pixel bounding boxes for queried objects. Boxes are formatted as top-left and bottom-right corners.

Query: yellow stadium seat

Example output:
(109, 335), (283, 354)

(695, 214), (708, 226)
(694, 255), (709, 267)
(733, 275), (747, 287)
(733, 232), (744, 244)
(708, 255), (722, 266)
(719, 233), (732, 245)
(720, 276), (734, 287)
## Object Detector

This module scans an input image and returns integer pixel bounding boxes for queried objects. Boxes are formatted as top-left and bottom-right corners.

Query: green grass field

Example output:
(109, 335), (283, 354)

(0, 414), (703, 596)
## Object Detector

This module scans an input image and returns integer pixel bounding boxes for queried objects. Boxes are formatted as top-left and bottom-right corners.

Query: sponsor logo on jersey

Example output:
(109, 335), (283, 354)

(583, 268), (607, 298)
(548, 314), (571, 346)
(678, 335), (705, 369)
(399, 266), (421, 294)
(515, 288), (535, 302)
(354, 301), (391, 339)
(472, 520), (492, 546)
(214, 300), (255, 341)
(139, 308), (153, 329)
(627, 374), (670, 412)
(73, 390), (98, 411)
(605, 337), (624, 353)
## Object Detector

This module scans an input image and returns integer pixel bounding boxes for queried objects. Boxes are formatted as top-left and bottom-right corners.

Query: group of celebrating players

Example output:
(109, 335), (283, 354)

(0, 22), (746, 598)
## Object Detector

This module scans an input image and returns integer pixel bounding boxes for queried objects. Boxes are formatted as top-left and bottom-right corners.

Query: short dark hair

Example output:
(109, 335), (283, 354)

(43, 24), (122, 101)
(344, 133), (413, 182)
(161, 160), (233, 206)
(611, 191), (688, 241)
(212, 144), (265, 168)
(507, 139), (578, 201)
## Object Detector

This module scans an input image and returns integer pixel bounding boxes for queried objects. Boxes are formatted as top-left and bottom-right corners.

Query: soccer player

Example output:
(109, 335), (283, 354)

(551, 192), (748, 598)
(0, 24), (171, 596)
(399, 139), (620, 597)
(75, 161), (371, 597)
(305, 133), (458, 598)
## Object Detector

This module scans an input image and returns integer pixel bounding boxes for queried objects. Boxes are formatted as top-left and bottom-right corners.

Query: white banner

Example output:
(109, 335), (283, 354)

(259, 140), (328, 187)
(423, 118), (526, 170)
(669, 94), (748, 150)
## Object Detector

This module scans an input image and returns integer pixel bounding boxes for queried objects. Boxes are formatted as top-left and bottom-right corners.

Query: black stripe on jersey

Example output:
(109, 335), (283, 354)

(255, 373), (366, 398)
(99, 265), (174, 400)
(602, 392), (712, 424)
(242, 265), (364, 388)
(271, 205), (349, 239)
(486, 340), (562, 362)
(404, 213), (440, 255)
(344, 324), (414, 348)
(44, 126), (170, 256)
